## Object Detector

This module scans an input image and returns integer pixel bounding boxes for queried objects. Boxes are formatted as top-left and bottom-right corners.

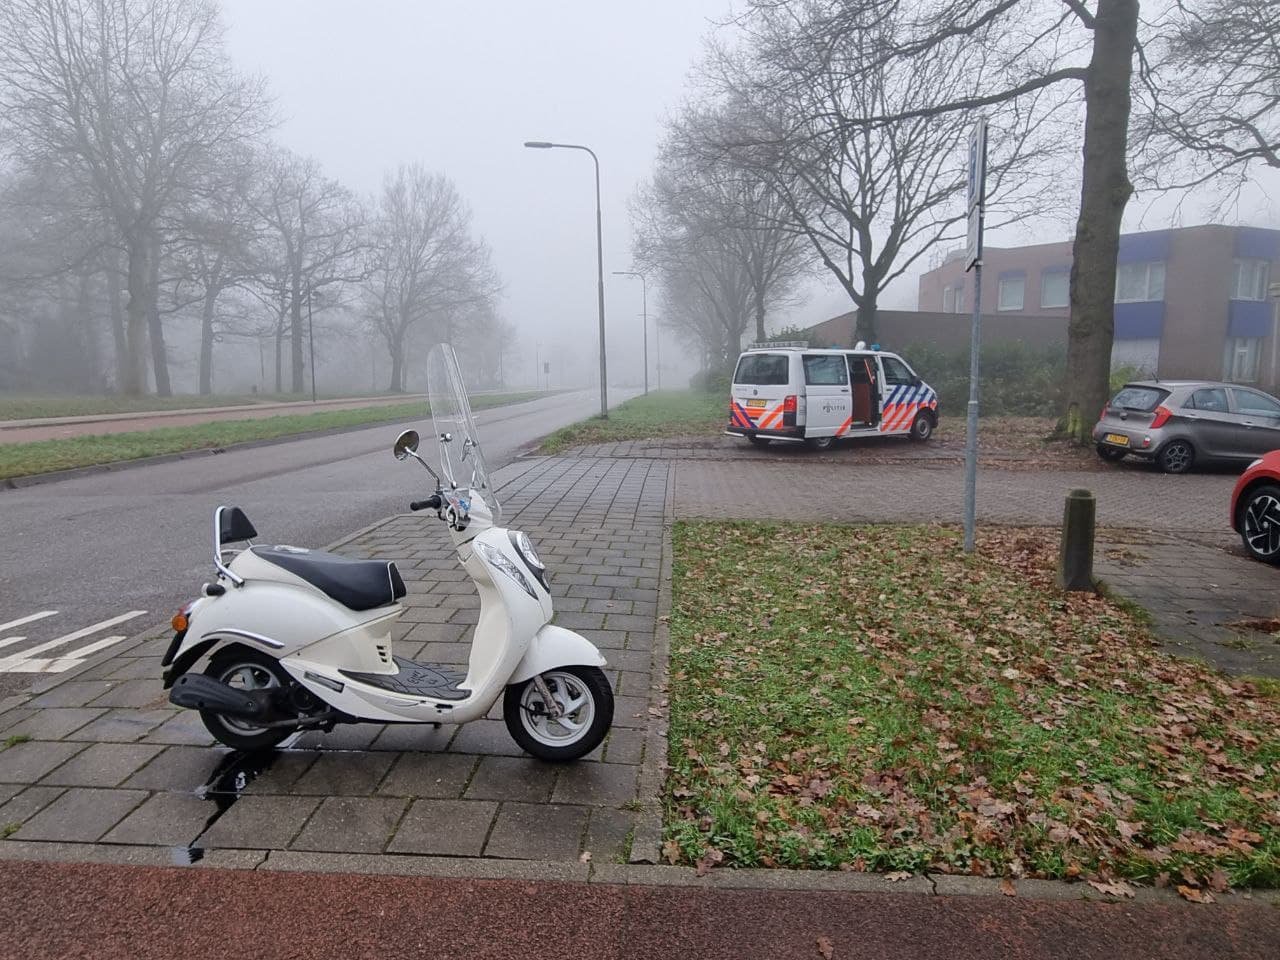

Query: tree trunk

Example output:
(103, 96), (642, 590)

(106, 253), (128, 392)
(1062, 0), (1139, 442)
(388, 333), (405, 393)
(198, 287), (218, 395)
(290, 272), (305, 393)
(122, 236), (150, 396)
(146, 234), (171, 396)
(754, 285), (766, 342)
(857, 290), (879, 346)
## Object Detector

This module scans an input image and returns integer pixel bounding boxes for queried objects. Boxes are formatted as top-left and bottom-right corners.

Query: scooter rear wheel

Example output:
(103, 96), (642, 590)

(199, 648), (294, 751)
(503, 666), (614, 762)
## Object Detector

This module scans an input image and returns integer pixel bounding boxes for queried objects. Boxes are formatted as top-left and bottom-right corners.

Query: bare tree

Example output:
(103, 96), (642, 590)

(0, 0), (270, 395)
(362, 164), (499, 393)
(171, 145), (268, 394)
(1136, 0), (1280, 191)
(252, 149), (365, 394)
(694, 1), (1072, 345)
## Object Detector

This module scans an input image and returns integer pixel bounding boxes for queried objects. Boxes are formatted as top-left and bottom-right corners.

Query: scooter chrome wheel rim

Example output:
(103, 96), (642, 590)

(216, 661), (281, 735)
(519, 671), (595, 748)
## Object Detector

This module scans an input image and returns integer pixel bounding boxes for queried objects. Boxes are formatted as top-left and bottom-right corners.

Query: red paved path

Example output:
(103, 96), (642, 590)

(0, 860), (1275, 959)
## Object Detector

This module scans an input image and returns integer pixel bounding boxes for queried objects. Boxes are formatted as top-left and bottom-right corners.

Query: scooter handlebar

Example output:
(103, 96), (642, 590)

(410, 495), (443, 512)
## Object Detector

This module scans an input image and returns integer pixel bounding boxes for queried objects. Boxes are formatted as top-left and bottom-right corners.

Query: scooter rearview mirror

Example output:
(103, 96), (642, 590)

(393, 429), (420, 461)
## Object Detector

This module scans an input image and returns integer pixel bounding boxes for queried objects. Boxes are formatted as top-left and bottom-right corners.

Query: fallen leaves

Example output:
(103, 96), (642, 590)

(816, 935), (835, 959)
(1087, 879), (1136, 899)
(663, 521), (1280, 892)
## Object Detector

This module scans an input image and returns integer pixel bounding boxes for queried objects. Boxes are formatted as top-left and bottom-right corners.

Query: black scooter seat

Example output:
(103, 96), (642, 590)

(251, 546), (407, 611)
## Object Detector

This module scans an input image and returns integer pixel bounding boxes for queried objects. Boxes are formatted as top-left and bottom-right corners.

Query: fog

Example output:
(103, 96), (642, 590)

(220, 0), (734, 392)
(0, 0), (1275, 399)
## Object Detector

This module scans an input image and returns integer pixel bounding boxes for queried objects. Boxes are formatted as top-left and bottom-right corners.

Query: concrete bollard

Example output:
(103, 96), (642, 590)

(1058, 488), (1096, 591)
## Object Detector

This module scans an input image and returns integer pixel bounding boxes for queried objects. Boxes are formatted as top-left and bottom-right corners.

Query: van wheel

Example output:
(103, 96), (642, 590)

(748, 435), (770, 447)
(805, 436), (834, 451)
(910, 413), (934, 442)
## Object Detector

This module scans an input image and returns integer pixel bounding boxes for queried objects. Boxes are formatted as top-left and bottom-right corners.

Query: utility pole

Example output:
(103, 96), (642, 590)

(307, 282), (317, 403)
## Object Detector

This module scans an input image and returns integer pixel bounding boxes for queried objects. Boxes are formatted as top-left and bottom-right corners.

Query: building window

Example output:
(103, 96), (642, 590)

(953, 286), (964, 313)
(1232, 259), (1269, 301)
(997, 275), (1025, 311)
(1040, 270), (1069, 308)
(1223, 337), (1262, 383)
(942, 287), (954, 312)
(1115, 261), (1166, 302)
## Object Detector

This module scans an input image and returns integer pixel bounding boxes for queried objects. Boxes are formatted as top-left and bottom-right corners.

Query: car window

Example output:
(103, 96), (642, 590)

(802, 355), (848, 386)
(1233, 389), (1280, 417)
(880, 356), (914, 386)
(1110, 385), (1168, 412)
(1186, 387), (1229, 413)
(733, 353), (789, 386)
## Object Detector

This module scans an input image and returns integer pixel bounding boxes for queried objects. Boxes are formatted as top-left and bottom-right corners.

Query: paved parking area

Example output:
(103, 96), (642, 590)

(0, 456), (669, 865)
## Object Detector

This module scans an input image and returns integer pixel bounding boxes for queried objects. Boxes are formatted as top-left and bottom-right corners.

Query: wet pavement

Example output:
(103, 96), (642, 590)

(1, 859), (1276, 960)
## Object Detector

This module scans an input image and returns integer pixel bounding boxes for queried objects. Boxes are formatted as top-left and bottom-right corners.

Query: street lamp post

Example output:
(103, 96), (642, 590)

(612, 270), (648, 395)
(524, 140), (608, 418)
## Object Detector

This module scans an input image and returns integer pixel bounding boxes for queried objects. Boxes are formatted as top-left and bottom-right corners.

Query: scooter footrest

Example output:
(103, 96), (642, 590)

(340, 657), (469, 700)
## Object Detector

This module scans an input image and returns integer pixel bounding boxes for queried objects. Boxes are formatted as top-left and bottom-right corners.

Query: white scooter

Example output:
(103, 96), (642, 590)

(162, 343), (614, 762)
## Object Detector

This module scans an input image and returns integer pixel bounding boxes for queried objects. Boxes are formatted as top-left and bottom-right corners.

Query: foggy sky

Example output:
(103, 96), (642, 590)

(220, 0), (1278, 385)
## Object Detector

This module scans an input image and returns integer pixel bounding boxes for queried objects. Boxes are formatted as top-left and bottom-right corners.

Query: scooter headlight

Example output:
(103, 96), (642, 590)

(512, 530), (544, 571)
(475, 541), (537, 599)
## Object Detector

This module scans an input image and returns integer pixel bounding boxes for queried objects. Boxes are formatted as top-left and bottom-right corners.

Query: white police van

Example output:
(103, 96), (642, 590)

(726, 342), (938, 450)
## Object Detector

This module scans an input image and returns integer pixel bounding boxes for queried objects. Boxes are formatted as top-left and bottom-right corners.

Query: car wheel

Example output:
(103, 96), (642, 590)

(1095, 444), (1127, 463)
(805, 436), (834, 451)
(909, 413), (934, 442)
(1157, 439), (1195, 474)
(1239, 483), (1280, 565)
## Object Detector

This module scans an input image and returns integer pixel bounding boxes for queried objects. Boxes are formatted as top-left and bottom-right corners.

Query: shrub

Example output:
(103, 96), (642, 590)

(904, 342), (1066, 417)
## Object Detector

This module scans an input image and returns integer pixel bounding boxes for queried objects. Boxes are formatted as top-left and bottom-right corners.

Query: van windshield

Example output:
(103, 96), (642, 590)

(734, 353), (789, 386)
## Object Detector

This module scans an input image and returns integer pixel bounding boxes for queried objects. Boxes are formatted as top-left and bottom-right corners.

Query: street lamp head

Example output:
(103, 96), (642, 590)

(523, 141), (554, 149)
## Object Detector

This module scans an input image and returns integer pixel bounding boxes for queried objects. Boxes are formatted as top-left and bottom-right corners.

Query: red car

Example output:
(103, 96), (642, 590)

(1231, 450), (1280, 564)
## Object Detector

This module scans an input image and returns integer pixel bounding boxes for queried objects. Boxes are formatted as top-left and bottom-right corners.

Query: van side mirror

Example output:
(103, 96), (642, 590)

(910, 375), (922, 387)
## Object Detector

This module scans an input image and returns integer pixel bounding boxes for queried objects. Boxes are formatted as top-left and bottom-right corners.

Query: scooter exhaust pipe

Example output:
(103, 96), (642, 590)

(168, 673), (271, 719)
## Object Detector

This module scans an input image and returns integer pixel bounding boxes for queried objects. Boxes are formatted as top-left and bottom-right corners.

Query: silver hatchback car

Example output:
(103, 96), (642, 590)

(1093, 380), (1280, 473)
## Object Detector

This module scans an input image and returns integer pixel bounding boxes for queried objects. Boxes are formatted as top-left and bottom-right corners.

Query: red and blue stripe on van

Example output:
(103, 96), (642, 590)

(879, 383), (938, 433)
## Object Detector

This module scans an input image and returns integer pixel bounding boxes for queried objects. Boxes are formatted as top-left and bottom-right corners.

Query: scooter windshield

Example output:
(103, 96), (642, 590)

(427, 343), (501, 520)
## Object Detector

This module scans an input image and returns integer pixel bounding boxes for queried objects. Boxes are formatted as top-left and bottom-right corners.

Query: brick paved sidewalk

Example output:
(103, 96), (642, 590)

(0, 456), (670, 865)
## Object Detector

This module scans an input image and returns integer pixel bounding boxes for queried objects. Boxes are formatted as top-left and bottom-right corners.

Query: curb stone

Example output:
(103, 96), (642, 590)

(0, 840), (1273, 908)
(628, 462), (675, 865)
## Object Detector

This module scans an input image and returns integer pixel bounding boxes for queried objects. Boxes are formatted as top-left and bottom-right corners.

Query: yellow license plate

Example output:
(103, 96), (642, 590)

(1104, 433), (1129, 446)
(745, 399), (767, 410)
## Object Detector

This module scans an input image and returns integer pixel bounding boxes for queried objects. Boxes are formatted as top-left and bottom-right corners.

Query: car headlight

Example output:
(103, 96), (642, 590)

(475, 541), (536, 598)
(512, 530), (544, 570)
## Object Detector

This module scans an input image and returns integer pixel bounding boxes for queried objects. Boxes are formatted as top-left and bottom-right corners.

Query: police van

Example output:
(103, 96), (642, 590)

(726, 342), (938, 450)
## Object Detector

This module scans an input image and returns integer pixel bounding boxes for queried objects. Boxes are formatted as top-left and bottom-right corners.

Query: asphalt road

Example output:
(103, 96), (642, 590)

(0, 389), (626, 698)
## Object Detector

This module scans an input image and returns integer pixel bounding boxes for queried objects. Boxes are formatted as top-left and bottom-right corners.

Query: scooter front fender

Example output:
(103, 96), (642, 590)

(508, 624), (607, 684)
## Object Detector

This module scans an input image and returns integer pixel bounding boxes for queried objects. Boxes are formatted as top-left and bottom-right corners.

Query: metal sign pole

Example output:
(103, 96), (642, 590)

(963, 118), (987, 554)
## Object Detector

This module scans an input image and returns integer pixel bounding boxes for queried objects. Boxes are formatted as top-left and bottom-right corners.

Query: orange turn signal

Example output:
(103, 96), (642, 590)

(172, 612), (189, 633)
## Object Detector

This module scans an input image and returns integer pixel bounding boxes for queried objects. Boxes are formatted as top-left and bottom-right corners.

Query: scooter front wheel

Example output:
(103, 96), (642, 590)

(503, 666), (614, 762)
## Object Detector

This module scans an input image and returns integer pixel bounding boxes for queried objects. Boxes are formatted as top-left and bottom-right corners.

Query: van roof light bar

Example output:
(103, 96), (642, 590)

(746, 340), (809, 350)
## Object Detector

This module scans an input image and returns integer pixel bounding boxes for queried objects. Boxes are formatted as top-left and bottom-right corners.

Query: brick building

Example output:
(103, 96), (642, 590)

(915, 224), (1280, 392)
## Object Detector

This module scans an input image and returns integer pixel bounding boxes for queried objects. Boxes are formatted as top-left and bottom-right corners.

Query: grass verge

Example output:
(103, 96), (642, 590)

(539, 390), (725, 453)
(665, 521), (1280, 895)
(0, 392), (539, 481)
(0, 392), (417, 421)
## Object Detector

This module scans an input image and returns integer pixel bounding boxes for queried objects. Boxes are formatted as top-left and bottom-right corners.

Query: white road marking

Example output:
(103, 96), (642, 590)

(0, 610), (58, 633)
(0, 610), (146, 673)
(0, 636), (28, 652)
(59, 633), (131, 662)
